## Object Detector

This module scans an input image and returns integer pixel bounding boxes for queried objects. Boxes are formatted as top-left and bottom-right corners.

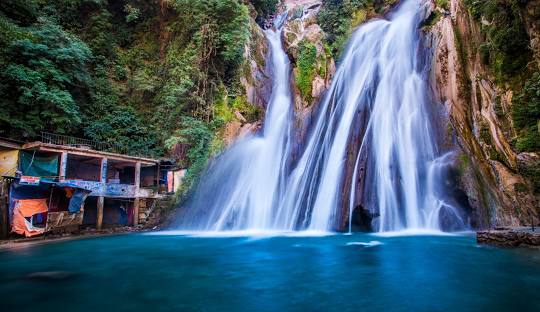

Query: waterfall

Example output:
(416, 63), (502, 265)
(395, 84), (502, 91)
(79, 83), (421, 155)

(178, 13), (295, 231)
(177, 0), (465, 232)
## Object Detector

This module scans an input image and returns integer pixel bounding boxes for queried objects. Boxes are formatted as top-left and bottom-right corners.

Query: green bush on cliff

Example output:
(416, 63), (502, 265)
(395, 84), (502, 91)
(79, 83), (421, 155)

(436, 0), (449, 11)
(295, 40), (317, 101)
(317, 0), (369, 57)
(317, 0), (397, 57)
(519, 160), (540, 194)
(215, 95), (262, 123)
(165, 117), (224, 196)
(251, 0), (279, 22)
(232, 96), (263, 123)
(512, 72), (540, 152)
(464, 0), (532, 85)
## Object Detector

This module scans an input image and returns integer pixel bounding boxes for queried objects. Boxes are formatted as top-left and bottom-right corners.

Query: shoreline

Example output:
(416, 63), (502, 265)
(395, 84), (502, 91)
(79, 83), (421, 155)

(0, 226), (157, 250)
(4, 227), (539, 250)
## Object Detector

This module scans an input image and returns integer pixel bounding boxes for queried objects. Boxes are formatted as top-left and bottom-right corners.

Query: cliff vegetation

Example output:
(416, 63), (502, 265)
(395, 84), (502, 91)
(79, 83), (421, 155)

(0, 0), (275, 195)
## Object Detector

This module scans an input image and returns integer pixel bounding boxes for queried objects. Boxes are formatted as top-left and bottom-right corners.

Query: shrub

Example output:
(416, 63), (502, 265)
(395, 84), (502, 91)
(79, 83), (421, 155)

(436, 0), (449, 11)
(512, 72), (540, 152)
(295, 40), (317, 101)
(250, 0), (279, 22)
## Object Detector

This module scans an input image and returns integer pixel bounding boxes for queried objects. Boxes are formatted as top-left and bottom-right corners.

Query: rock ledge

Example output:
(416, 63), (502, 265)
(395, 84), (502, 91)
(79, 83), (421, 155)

(477, 228), (540, 248)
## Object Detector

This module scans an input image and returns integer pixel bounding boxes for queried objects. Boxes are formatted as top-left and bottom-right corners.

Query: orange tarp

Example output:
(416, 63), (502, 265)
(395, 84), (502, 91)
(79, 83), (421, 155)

(11, 198), (48, 237)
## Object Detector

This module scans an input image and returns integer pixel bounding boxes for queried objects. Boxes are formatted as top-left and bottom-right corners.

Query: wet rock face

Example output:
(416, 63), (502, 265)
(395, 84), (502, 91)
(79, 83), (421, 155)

(427, 0), (540, 229)
(223, 16), (270, 145)
(241, 20), (272, 110)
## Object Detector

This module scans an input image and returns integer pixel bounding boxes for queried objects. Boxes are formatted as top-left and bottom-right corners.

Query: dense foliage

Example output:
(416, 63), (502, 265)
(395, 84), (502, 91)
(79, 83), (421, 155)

(0, 0), (160, 156)
(318, 0), (366, 57)
(464, 0), (533, 84)
(165, 117), (224, 195)
(0, 20), (91, 136)
(0, 0), (262, 187)
(251, 0), (279, 23)
(512, 73), (540, 152)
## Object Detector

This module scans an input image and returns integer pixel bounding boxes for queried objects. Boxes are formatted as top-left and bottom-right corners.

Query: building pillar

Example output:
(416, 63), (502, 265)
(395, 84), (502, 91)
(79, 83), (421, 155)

(133, 198), (140, 226)
(133, 162), (141, 226)
(0, 181), (9, 239)
(100, 158), (108, 183)
(59, 152), (68, 180)
(97, 196), (104, 230)
(97, 158), (107, 230)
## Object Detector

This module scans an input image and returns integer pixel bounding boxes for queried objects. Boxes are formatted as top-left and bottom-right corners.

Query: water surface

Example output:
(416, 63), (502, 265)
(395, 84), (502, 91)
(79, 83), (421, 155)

(1, 233), (539, 311)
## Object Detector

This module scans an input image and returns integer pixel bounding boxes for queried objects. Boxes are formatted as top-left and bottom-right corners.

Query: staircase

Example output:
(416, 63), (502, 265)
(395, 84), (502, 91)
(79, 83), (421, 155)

(139, 195), (176, 228)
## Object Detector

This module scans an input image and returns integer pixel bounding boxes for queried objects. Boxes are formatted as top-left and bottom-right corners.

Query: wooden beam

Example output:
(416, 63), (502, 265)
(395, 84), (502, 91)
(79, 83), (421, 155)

(0, 139), (22, 149)
(22, 142), (158, 165)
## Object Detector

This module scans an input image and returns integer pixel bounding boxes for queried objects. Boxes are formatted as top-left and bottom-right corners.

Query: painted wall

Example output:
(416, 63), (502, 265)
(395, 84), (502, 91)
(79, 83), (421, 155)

(0, 150), (18, 176)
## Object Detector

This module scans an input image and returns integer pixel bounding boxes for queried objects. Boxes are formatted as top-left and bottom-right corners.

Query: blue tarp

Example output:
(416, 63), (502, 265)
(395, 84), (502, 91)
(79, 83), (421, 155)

(42, 181), (91, 213)
(68, 189), (90, 213)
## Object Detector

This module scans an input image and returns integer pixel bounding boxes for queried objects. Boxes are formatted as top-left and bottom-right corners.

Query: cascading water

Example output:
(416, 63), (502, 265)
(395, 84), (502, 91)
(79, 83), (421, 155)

(177, 0), (465, 232)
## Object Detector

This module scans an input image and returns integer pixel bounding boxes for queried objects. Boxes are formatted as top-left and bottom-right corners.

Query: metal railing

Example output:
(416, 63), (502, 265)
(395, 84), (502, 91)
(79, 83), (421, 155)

(40, 132), (136, 157)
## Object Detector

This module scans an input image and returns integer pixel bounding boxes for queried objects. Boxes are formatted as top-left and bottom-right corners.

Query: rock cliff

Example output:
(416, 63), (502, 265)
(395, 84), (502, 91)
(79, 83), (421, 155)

(427, 0), (540, 228)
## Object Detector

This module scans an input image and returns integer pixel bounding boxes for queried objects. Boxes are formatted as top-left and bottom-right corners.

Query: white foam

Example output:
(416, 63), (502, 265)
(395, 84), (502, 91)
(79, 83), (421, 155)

(346, 241), (383, 247)
(144, 229), (335, 238)
(371, 228), (457, 237)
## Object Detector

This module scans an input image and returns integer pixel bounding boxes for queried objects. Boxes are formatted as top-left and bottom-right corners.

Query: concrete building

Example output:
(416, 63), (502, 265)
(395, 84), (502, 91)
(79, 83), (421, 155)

(1, 134), (172, 238)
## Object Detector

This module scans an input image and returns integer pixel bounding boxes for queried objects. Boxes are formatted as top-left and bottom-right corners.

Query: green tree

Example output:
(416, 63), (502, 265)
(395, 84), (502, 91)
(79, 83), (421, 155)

(0, 19), (92, 136)
(165, 116), (224, 195)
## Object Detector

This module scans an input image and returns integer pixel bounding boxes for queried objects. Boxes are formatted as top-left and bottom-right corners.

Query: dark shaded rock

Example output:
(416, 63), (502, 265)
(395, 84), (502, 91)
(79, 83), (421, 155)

(349, 205), (378, 232)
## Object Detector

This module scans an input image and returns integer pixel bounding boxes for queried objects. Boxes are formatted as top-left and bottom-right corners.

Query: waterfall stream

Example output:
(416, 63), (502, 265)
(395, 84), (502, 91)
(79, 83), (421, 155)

(179, 13), (295, 231)
(178, 0), (465, 232)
